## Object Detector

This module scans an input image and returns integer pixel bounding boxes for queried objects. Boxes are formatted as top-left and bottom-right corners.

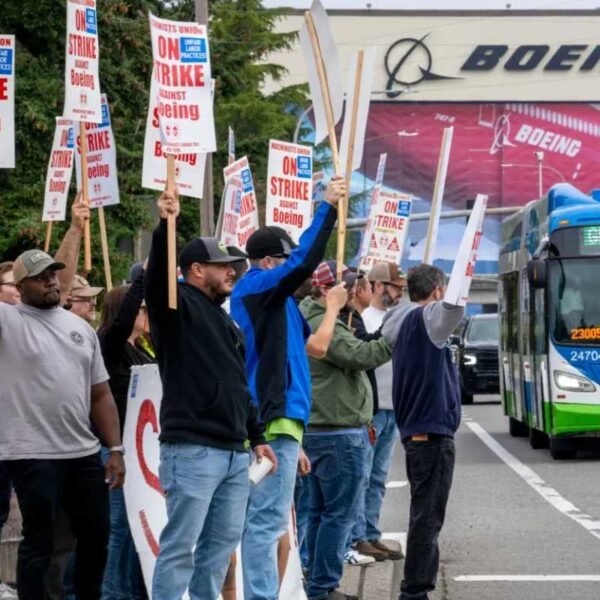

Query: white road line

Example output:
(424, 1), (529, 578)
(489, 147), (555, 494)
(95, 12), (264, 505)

(465, 420), (600, 541)
(385, 480), (408, 489)
(455, 575), (600, 582)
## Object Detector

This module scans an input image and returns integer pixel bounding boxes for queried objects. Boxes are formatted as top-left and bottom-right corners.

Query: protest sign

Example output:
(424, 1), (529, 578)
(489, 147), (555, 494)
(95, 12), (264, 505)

(423, 126), (454, 264)
(124, 365), (307, 600)
(148, 13), (216, 155)
(358, 153), (387, 261)
(142, 73), (207, 198)
(361, 190), (412, 271)
(444, 194), (487, 307)
(75, 94), (119, 208)
(266, 140), (313, 243)
(0, 35), (15, 169)
(42, 119), (75, 222)
(222, 157), (259, 250)
(63, 0), (102, 122)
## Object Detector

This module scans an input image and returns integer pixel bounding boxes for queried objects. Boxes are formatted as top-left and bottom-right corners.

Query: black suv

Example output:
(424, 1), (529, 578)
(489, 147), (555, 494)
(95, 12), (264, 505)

(452, 313), (500, 405)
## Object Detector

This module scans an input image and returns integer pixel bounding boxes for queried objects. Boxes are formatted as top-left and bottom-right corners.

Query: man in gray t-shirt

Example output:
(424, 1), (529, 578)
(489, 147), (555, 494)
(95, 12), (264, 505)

(0, 249), (125, 600)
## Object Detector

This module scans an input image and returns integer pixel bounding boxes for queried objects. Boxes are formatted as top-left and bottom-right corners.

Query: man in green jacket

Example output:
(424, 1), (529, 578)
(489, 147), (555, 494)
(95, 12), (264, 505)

(299, 261), (391, 600)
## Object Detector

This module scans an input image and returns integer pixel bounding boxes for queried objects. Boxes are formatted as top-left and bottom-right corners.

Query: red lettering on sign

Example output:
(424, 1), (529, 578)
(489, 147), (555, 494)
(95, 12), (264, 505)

(75, 9), (86, 31)
(136, 399), (163, 495)
(282, 156), (297, 177)
(157, 35), (180, 60)
(0, 79), (7, 101)
(139, 509), (160, 557)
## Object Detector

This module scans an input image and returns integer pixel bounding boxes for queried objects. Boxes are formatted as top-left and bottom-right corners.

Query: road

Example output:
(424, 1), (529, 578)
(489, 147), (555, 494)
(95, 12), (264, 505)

(375, 397), (600, 600)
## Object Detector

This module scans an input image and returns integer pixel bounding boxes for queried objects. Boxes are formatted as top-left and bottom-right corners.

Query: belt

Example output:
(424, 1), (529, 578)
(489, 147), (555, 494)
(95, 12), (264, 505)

(407, 433), (453, 442)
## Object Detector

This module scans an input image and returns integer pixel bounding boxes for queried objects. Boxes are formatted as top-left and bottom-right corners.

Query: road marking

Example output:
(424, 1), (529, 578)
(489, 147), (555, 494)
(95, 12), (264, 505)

(465, 420), (600, 541)
(455, 575), (600, 582)
(386, 480), (408, 489)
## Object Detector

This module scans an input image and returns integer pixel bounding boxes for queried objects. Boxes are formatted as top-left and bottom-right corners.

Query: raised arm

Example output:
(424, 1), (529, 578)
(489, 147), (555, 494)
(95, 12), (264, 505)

(306, 284), (347, 358)
(324, 324), (391, 371)
(54, 192), (89, 304)
(423, 301), (465, 348)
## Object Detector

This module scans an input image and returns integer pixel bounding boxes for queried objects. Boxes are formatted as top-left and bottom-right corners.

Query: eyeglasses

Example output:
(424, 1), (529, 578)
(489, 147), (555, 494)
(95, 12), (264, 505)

(383, 282), (406, 292)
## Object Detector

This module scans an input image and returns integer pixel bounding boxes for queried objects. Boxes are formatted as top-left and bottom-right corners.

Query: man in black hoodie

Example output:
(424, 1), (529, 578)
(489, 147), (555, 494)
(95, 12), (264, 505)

(145, 190), (277, 600)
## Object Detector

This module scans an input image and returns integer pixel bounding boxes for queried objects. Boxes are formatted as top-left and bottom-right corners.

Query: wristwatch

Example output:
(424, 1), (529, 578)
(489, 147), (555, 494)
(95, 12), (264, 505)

(108, 445), (126, 455)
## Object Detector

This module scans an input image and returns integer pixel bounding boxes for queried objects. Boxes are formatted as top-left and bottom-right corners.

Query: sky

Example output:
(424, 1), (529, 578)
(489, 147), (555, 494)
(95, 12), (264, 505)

(262, 0), (600, 10)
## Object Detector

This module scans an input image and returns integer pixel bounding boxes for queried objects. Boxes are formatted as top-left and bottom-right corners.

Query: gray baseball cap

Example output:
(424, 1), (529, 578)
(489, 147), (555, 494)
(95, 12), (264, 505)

(13, 250), (65, 284)
(179, 237), (246, 267)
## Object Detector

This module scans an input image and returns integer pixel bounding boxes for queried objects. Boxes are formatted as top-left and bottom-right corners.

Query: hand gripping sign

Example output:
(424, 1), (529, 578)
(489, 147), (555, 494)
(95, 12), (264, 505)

(0, 35), (15, 169)
(266, 140), (313, 244)
(63, 0), (102, 123)
(222, 157), (260, 251)
(75, 94), (119, 208)
(444, 194), (488, 307)
(42, 119), (75, 222)
(123, 365), (307, 599)
(148, 13), (216, 155)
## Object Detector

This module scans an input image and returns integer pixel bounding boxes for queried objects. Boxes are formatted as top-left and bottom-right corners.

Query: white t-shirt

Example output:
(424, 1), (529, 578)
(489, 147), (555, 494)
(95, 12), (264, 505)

(0, 303), (108, 460)
(361, 305), (394, 411)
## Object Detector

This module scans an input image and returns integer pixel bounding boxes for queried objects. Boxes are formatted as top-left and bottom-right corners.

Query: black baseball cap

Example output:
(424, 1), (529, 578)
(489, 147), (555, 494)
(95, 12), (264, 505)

(245, 226), (298, 259)
(179, 237), (246, 267)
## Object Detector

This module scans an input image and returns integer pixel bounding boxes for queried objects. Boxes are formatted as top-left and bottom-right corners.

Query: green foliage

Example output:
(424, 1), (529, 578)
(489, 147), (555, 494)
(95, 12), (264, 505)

(0, 0), (305, 282)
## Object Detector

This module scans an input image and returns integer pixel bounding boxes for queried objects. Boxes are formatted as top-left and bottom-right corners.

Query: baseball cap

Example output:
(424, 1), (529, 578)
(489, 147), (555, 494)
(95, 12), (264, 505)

(128, 261), (144, 283)
(343, 270), (365, 288)
(13, 250), (65, 285)
(368, 262), (405, 285)
(70, 274), (104, 298)
(179, 237), (246, 267)
(311, 260), (349, 288)
(245, 226), (298, 260)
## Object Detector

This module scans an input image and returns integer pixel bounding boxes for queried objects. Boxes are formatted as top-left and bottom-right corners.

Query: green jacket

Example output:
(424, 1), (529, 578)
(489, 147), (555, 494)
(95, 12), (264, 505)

(300, 297), (392, 427)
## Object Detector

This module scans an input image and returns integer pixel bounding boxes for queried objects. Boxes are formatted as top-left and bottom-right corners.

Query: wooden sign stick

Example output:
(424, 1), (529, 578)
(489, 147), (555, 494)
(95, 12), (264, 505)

(79, 121), (92, 273)
(44, 221), (53, 253)
(98, 206), (113, 291)
(166, 154), (178, 310)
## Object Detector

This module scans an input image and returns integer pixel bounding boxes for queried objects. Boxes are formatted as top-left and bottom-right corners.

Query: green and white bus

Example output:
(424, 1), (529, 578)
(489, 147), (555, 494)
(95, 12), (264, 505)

(499, 183), (600, 459)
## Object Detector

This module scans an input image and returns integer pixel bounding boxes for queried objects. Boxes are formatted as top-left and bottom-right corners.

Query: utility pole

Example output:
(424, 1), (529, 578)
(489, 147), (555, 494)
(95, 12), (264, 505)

(195, 0), (214, 235)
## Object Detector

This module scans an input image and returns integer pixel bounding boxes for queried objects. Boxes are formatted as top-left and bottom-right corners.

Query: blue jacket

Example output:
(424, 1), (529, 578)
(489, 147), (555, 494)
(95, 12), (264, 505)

(230, 201), (337, 425)
(382, 301), (464, 440)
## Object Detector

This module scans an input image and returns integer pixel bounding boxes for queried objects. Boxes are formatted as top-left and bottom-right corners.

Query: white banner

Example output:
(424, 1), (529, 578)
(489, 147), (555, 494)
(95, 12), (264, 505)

(339, 47), (376, 174)
(0, 35), (15, 168)
(266, 140), (313, 243)
(222, 157), (260, 250)
(63, 0), (102, 122)
(444, 194), (488, 307)
(149, 13), (216, 155)
(299, 0), (343, 145)
(123, 365), (307, 599)
(42, 119), (75, 222)
(142, 72), (207, 198)
(74, 94), (119, 208)
(361, 190), (412, 271)
(358, 153), (386, 261)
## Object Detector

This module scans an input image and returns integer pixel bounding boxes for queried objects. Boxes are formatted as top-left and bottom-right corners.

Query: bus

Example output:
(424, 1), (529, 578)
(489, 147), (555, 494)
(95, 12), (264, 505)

(499, 183), (600, 459)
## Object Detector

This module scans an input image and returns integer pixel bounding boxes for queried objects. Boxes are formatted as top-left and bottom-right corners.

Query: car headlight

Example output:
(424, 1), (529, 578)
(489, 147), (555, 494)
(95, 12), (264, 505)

(554, 370), (596, 393)
(463, 353), (477, 366)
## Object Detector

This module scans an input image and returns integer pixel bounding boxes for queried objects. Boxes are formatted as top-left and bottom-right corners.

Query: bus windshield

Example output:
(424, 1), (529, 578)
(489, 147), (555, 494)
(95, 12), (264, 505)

(550, 258), (600, 345)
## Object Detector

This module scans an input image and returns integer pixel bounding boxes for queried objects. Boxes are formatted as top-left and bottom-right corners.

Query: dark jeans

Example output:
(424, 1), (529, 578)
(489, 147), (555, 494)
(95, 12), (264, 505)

(304, 429), (369, 600)
(5, 453), (109, 600)
(400, 437), (455, 600)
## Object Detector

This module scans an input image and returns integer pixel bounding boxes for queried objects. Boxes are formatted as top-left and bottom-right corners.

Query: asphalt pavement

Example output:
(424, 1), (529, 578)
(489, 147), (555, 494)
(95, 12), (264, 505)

(341, 397), (600, 600)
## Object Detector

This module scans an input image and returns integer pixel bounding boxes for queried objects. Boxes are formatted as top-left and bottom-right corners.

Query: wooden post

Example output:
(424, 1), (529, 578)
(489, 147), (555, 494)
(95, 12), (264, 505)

(44, 221), (53, 253)
(98, 207), (113, 292)
(166, 155), (178, 310)
(423, 126), (454, 265)
(79, 121), (92, 273)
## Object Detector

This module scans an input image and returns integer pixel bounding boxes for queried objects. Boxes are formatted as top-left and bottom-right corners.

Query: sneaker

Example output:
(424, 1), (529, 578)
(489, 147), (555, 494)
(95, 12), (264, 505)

(370, 538), (404, 560)
(343, 548), (376, 566)
(354, 540), (388, 562)
(0, 583), (18, 600)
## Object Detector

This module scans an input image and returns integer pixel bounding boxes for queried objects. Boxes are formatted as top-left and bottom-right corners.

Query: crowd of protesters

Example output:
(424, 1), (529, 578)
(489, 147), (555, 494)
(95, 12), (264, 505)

(0, 175), (465, 600)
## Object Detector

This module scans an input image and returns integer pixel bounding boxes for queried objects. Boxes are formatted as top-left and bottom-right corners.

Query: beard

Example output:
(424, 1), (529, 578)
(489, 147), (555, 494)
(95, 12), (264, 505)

(381, 291), (399, 308)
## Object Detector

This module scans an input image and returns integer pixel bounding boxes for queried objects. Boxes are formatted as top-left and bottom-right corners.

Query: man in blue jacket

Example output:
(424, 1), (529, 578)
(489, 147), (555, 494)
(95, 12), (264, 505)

(381, 264), (464, 600)
(231, 177), (345, 600)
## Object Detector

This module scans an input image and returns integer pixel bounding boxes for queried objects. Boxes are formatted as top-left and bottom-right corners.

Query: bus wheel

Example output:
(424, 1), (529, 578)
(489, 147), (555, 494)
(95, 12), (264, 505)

(509, 417), (528, 437)
(550, 438), (577, 460)
(529, 427), (549, 449)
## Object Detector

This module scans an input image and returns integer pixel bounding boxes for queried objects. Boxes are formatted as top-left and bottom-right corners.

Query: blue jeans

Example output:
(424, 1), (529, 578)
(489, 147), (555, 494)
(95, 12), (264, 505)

(242, 436), (300, 600)
(352, 410), (399, 544)
(294, 474), (310, 569)
(101, 448), (147, 600)
(152, 443), (250, 600)
(304, 429), (369, 600)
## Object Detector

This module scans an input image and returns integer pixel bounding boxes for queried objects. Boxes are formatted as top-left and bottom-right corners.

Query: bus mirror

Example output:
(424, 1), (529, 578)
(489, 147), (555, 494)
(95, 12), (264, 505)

(527, 258), (547, 289)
